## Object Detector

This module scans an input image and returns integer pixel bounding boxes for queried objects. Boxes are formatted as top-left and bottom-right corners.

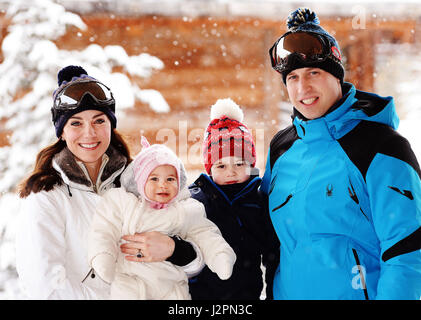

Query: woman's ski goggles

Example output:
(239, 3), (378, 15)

(52, 77), (115, 122)
(269, 32), (342, 74)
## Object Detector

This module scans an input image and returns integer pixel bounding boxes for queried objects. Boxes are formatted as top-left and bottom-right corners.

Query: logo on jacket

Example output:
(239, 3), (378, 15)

(326, 184), (333, 197)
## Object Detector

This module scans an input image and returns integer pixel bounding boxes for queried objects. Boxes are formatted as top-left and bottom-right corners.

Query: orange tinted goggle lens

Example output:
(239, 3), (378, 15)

(54, 80), (113, 110)
(273, 32), (325, 64)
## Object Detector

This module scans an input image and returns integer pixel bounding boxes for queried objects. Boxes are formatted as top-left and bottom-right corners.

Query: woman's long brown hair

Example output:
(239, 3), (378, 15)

(18, 129), (131, 198)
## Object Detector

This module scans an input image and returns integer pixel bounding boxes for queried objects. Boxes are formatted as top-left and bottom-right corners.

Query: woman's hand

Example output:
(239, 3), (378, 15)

(120, 231), (175, 262)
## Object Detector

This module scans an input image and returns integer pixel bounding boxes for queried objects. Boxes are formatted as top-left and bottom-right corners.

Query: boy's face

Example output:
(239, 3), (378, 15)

(210, 156), (251, 185)
(144, 165), (178, 204)
(285, 67), (342, 120)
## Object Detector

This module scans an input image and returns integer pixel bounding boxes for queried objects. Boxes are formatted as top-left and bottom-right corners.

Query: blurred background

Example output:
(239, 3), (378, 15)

(0, 0), (420, 298)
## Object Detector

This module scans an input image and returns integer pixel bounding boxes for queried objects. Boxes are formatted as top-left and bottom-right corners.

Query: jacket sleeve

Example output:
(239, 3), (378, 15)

(15, 191), (102, 299)
(176, 238), (205, 278)
(87, 188), (129, 271)
(260, 148), (272, 196)
(366, 137), (421, 300)
(179, 198), (236, 272)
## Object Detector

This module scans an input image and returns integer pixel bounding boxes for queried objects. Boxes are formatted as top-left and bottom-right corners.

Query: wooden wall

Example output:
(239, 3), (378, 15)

(0, 13), (418, 171)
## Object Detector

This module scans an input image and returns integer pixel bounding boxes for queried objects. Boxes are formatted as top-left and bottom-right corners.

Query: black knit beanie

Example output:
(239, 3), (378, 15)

(52, 65), (117, 137)
(276, 8), (345, 84)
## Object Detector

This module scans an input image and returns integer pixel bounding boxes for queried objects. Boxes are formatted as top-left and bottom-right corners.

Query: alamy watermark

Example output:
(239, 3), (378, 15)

(351, 264), (367, 290)
(148, 120), (266, 168)
(352, 5), (367, 30)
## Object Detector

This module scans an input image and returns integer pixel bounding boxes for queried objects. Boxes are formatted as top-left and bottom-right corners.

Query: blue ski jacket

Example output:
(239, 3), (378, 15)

(261, 83), (421, 300)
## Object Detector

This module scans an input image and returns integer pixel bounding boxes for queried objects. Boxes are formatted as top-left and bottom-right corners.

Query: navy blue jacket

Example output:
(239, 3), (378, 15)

(261, 83), (421, 299)
(188, 173), (280, 300)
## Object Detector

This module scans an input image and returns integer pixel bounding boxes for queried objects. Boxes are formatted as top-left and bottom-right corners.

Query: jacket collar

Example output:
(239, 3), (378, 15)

(293, 82), (399, 142)
(194, 172), (261, 205)
(52, 145), (127, 194)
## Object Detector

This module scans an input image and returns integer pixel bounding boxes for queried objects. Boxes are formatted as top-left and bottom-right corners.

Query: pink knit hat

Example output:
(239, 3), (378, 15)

(132, 136), (181, 208)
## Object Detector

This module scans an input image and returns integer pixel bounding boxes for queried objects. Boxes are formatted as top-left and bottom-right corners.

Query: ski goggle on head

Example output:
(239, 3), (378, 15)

(269, 32), (342, 74)
(52, 77), (115, 122)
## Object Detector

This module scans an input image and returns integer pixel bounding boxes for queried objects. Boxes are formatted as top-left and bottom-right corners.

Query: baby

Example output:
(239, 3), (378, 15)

(88, 137), (236, 299)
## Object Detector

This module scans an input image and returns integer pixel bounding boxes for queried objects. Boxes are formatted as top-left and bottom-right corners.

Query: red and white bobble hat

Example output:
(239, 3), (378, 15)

(203, 98), (256, 174)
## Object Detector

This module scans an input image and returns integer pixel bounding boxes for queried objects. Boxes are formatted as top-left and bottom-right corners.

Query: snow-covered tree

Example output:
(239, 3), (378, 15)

(0, 0), (169, 298)
(0, 0), (169, 193)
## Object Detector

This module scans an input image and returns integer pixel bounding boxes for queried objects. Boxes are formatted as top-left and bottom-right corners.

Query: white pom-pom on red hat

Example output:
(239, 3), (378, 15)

(210, 98), (244, 123)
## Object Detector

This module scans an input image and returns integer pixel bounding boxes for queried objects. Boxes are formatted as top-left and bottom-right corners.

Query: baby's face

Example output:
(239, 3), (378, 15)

(144, 165), (178, 204)
(210, 156), (251, 185)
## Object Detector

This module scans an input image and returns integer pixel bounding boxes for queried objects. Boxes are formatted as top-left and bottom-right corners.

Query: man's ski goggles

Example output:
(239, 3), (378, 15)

(269, 32), (341, 74)
(52, 77), (115, 121)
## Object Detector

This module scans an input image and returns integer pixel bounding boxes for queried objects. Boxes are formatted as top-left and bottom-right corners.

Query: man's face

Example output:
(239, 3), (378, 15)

(285, 67), (342, 120)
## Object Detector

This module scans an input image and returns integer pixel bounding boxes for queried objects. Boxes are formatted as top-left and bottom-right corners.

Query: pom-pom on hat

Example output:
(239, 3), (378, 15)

(277, 7), (345, 84)
(52, 65), (117, 137)
(57, 65), (88, 86)
(203, 98), (256, 174)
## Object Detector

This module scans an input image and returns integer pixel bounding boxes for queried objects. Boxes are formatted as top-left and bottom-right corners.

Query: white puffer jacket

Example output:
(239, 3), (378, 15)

(15, 146), (127, 299)
(16, 146), (205, 300)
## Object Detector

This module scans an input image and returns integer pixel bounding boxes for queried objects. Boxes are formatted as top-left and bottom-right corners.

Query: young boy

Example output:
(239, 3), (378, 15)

(88, 137), (236, 299)
(188, 98), (280, 299)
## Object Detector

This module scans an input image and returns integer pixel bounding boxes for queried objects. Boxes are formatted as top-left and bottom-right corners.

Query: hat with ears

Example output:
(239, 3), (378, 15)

(132, 136), (186, 208)
(203, 98), (256, 174)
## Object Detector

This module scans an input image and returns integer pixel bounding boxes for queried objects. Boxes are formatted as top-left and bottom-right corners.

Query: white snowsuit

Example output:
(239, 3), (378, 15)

(88, 158), (236, 300)
(15, 146), (204, 299)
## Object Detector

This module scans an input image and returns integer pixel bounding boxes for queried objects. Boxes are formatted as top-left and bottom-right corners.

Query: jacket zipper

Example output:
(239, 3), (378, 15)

(81, 268), (96, 283)
(76, 156), (109, 194)
(352, 248), (369, 300)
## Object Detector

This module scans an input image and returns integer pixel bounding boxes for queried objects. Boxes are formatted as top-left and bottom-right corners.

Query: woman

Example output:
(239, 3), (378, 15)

(15, 66), (200, 299)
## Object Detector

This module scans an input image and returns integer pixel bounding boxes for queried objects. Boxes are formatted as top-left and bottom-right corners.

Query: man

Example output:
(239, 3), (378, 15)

(261, 7), (421, 299)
